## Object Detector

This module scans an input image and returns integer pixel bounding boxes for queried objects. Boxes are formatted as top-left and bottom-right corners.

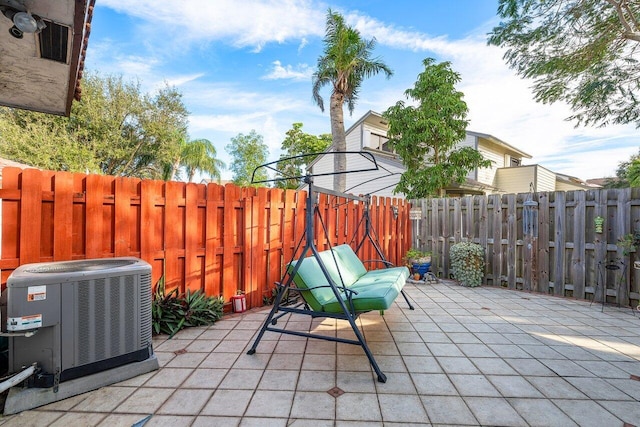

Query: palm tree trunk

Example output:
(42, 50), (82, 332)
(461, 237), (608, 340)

(330, 92), (347, 192)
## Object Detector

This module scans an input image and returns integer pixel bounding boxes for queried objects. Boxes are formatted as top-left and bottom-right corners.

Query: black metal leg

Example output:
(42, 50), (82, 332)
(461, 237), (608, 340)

(400, 289), (414, 310)
(346, 314), (387, 383)
(247, 285), (287, 355)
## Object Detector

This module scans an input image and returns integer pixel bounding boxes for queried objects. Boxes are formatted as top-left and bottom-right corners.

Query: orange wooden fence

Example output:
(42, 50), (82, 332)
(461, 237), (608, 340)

(0, 168), (412, 310)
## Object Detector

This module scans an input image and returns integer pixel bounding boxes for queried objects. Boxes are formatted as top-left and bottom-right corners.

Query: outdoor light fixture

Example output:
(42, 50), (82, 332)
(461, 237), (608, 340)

(1, 5), (46, 39)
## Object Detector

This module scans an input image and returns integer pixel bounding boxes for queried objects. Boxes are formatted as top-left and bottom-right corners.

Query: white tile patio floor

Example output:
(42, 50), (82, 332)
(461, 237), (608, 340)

(2, 280), (640, 426)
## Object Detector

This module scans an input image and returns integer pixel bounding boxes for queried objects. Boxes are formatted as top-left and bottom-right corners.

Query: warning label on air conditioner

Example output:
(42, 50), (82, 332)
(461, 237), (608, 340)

(27, 285), (46, 302)
(7, 314), (42, 331)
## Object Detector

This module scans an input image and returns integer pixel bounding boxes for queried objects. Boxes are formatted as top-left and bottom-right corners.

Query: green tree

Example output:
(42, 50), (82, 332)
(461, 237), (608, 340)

(0, 108), (96, 172)
(0, 72), (189, 178)
(383, 58), (492, 198)
(225, 130), (269, 187)
(165, 138), (226, 182)
(488, 0), (640, 128)
(605, 149), (640, 188)
(312, 9), (393, 192)
(275, 123), (332, 189)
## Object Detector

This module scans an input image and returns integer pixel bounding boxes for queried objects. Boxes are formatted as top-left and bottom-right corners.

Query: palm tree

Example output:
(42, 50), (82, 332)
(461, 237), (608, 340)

(181, 138), (225, 182)
(312, 9), (392, 192)
(164, 138), (225, 182)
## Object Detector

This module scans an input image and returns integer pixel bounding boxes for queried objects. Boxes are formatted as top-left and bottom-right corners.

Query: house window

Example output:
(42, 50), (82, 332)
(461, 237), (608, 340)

(510, 157), (521, 167)
(371, 133), (393, 153)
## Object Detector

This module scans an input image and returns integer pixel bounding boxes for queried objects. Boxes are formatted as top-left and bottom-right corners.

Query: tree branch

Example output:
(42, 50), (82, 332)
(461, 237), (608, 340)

(604, 0), (640, 42)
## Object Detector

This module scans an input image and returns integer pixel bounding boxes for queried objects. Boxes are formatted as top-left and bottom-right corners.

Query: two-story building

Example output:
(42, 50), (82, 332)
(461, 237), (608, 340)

(308, 111), (596, 197)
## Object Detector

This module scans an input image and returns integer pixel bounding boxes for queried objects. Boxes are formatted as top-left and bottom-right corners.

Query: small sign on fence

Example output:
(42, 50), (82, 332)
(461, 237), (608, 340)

(409, 208), (422, 220)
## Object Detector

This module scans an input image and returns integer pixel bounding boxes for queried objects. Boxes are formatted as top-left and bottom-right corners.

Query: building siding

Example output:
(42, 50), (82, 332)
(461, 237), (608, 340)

(535, 166), (556, 191)
(477, 139), (506, 185)
(495, 164), (557, 193)
(495, 165), (536, 193)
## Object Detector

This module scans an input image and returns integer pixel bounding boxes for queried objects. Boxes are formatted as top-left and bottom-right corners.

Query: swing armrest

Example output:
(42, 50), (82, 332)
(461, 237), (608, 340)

(363, 259), (394, 268)
(300, 284), (358, 297)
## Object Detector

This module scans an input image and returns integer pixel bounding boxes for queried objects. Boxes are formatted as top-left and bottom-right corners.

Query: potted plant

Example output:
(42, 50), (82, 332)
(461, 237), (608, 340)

(403, 248), (432, 279)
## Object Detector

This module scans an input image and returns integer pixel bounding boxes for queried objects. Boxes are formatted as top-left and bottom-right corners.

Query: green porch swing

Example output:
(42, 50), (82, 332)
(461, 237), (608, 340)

(246, 152), (412, 383)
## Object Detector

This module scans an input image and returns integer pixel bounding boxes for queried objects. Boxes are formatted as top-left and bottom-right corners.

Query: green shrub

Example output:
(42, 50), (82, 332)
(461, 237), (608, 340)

(152, 277), (224, 338)
(450, 242), (485, 287)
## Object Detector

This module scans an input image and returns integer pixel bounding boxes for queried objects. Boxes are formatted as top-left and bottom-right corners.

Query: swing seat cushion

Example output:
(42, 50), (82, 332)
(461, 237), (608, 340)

(288, 244), (409, 313)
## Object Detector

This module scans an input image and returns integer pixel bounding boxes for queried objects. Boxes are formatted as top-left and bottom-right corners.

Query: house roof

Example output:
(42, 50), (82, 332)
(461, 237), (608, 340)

(0, 156), (36, 187)
(0, 0), (95, 116)
(344, 110), (387, 136)
(466, 130), (532, 159)
(555, 172), (602, 189)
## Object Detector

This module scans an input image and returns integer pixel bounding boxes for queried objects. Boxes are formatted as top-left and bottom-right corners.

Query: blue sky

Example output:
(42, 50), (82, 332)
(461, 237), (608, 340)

(87, 0), (639, 182)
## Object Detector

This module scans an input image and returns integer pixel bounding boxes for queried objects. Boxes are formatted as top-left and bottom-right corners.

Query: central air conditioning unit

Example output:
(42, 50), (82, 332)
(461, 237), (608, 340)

(1, 257), (159, 414)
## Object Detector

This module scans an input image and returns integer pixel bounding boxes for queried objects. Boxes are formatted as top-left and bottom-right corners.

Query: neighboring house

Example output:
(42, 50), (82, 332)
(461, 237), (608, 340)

(308, 110), (597, 198)
(0, 0), (94, 116)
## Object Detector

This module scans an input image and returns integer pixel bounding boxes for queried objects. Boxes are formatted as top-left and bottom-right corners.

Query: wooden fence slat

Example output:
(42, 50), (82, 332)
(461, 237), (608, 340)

(538, 192), (550, 293)
(572, 190), (586, 298)
(185, 183), (200, 292)
(256, 188), (269, 304)
(1, 168), (21, 274)
(616, 188), (631, 305)
(242, 187), (255, 306)
(453, 198), (462, 244)
(20, 169), (43, 264)
(268, 188), (283, 292)
(491, 194), (502, 286)
(222, 184), (238, 303)
(113, 177), (131, 257)
(553, 191), (566, 296)
(164, 181), (182, 292)
(204, 183), (220, 298)
(53, 172), (74, 260)
(507, 194), (517, 289)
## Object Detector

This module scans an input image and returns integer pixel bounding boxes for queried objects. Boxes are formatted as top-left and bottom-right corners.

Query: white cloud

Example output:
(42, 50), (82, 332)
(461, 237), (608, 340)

(182, 83), (308, 114)
(97, 0), (325, 50)
(298, 37), (309, 53)
(262, 61), (314, 81)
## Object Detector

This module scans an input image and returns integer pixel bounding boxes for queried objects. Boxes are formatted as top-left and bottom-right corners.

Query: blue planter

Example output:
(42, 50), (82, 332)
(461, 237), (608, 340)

(412, 262), (431, 276)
